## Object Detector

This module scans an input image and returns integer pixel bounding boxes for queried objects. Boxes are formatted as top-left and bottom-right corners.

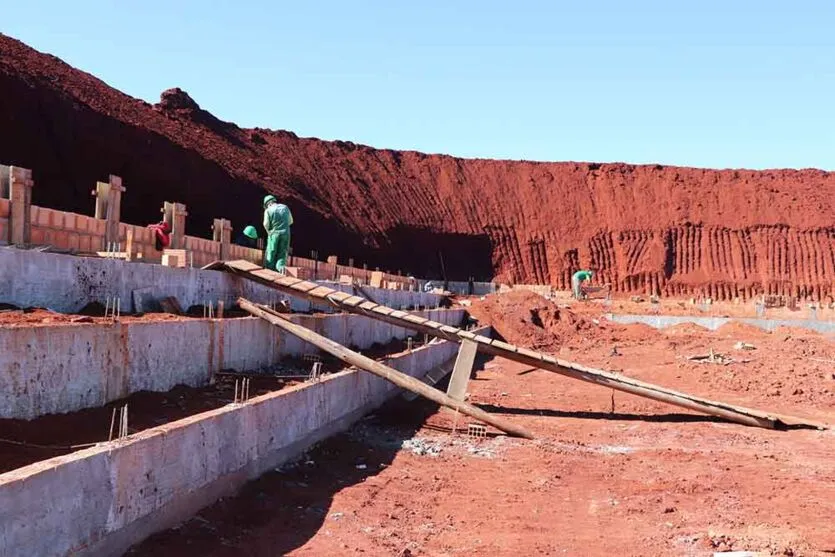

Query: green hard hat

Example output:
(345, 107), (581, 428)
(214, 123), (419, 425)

(243, 225), (258, 239)
(262, 194), (277, 208)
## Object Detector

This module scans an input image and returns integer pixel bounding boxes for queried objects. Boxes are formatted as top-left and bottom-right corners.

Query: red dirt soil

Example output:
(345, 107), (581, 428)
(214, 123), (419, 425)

(1, 34), (834, 297)
(126, 314), (835, 556)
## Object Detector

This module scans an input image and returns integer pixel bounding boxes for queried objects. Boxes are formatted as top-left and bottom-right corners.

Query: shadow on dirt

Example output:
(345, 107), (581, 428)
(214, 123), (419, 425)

(475, 403), (728, 425)
(125, 394), (445, 556)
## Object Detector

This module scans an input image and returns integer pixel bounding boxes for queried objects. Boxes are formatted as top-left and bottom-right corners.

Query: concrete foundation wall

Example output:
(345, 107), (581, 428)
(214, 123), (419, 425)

(0, 248), (444, 315)
(443, 280), (496, 296)
(0, 309), (464, 420)
(605, 313), (835, 335)
(0, 338), (463, 557)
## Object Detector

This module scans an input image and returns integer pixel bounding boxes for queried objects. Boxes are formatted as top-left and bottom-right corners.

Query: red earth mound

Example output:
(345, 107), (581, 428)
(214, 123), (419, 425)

(468, 291), (655, 351)
(1, 34), (833, 296)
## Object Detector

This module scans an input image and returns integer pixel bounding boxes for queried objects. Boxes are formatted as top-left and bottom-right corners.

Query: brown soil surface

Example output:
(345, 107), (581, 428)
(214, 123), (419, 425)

(126, 294), (835, 556)
(2, 34), (834, 296)
(0, 307), (195, 327)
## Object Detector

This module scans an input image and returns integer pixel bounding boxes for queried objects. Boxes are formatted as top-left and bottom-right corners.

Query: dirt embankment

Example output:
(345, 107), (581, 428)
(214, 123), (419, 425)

(1, 34), (833, 296)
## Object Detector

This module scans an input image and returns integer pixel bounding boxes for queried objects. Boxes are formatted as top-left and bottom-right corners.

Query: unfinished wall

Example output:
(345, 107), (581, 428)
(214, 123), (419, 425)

(0, 309), (465, 420)
(0, 337), (463, 557)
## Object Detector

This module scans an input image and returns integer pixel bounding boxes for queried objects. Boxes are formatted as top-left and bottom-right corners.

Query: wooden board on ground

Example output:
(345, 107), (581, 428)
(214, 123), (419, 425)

(159, 296), (183, 315)
(132, 287), (158, 314)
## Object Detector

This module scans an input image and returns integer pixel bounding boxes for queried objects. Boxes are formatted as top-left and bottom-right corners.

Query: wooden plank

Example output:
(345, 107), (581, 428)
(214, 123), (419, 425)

(491, 340), (518, 352)
(226, 260), (260, 272)
(326, 291), (352, 302)
(403, 315), (428, 325)
(216, 260), (821, 431)
(342, 296), (366, 307)
(517, 347), (543, 360)
(238, 298), (534, 439)
(132, 287), (156, 313)
(447, 339), (478, 402)
(159, 296), (183, 315)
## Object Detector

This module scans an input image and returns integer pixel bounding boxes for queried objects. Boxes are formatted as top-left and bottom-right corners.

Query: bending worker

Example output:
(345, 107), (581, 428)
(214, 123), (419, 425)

(571, 269), (593, 300)
(262, 195), (293, 271)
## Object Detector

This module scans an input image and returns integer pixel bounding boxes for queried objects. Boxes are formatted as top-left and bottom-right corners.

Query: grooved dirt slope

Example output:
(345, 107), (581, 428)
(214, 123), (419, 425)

(1, 34), (834, 297)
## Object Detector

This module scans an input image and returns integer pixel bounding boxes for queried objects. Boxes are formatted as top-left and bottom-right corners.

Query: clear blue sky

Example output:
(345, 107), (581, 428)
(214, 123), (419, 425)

(3, 1), (833, 169)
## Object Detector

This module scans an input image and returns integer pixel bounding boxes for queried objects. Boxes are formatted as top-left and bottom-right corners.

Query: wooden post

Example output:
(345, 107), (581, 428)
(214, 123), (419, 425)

(238, 298), (535, 439)
(125, 228), (134, 261)
(9, 166), (33, 245)
(92, 175), (125, 249)
(107, 175), (124, 249)
(447, 339), (478, 401)
(212, 218), (232, 260)
(0, 165), (10, 199)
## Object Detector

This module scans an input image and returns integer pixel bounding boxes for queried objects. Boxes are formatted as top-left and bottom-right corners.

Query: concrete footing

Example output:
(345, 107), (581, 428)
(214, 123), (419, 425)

(0, 335), (466, 557)
(0, 309), (464, 420)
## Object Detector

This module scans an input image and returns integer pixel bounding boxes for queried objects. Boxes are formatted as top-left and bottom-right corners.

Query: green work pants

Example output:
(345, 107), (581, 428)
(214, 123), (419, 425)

(265, 231), (290, 271)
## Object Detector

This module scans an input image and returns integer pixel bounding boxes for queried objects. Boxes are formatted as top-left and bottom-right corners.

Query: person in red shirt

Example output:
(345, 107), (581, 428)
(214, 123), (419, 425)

(147, 221), (171, 251)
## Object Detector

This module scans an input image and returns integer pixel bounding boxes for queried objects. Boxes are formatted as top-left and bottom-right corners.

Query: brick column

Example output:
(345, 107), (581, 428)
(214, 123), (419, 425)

(9, 166), (33, 245)
(162, 202), (188, 249)
(212, 218), (232, 260)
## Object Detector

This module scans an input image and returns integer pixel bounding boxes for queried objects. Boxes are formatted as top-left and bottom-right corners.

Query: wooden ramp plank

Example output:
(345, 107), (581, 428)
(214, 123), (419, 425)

(216, 260), (824, 431)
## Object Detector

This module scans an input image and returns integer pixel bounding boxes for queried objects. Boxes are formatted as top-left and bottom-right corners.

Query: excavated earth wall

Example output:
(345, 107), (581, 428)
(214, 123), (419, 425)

(1, 34), (833, 298)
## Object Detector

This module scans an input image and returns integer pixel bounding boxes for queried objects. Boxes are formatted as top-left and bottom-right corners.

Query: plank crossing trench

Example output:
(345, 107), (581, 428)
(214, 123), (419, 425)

(206, 259), (825, 431)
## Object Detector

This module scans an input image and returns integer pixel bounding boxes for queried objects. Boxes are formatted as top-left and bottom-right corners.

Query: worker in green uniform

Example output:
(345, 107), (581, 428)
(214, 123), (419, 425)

(262, 195), (293, 272)
(572, 269), (593, 300)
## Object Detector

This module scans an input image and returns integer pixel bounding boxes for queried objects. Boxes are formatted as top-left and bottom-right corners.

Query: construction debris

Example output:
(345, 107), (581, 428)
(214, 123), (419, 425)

(687, 349), (736, 365)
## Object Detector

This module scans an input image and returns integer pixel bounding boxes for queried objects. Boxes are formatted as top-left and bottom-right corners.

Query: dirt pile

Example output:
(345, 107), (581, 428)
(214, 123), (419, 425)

(468, 291), (597, 350)
(1, 33), (833, 295)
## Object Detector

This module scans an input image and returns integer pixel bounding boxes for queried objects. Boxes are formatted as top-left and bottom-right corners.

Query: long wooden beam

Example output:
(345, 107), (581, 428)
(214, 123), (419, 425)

(208, 260), (824, 430)
(238, 298), (535, 439)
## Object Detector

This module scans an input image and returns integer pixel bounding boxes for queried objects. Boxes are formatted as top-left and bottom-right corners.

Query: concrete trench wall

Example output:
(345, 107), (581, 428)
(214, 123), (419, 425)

(0, 309), (465, 420)
(0, 248), (444, 315)
(0, 337), (464, 557)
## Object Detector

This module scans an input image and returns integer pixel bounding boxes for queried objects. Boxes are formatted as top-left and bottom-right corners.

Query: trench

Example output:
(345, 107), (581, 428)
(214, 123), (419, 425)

(0, 336), (429, 475)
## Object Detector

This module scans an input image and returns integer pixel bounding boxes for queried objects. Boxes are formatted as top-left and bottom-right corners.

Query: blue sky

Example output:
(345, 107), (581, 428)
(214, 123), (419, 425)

(2, 1), (833, 169)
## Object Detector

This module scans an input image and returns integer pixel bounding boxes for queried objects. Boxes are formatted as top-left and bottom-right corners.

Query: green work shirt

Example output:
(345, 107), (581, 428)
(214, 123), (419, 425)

(573, 270), (593, 282)
(263, 203), (293, 235)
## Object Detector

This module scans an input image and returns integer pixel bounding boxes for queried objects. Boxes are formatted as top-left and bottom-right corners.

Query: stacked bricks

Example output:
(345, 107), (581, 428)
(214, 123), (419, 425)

(30, 206), (105, 252)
